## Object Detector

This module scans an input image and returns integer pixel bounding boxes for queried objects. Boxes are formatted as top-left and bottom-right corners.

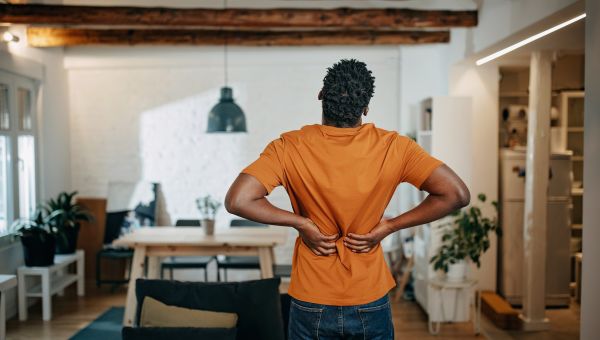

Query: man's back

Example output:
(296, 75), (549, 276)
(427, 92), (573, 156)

(242, 123), (442, 305)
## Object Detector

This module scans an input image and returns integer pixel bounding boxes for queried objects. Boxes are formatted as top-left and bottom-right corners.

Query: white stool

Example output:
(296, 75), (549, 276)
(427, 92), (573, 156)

(0, 275), (17, 340)
(17, 250), (84, 321)
(427, 278), (481, 335)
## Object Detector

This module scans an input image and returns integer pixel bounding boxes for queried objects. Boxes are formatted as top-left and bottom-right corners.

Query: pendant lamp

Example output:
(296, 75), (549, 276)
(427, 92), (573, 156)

(207, 0), (247, 133)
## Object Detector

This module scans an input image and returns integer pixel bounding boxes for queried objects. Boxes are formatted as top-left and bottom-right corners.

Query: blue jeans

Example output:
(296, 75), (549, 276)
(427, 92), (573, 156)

(288, 294), (394, 340)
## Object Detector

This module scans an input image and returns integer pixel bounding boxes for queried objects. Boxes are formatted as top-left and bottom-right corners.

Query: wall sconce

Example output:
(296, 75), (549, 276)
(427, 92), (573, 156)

(2, 31), (20, 43)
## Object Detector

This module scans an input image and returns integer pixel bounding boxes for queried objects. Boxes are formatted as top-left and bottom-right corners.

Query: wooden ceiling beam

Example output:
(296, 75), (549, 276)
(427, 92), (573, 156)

(1, 4), (477, 28)
(26, 27), (450, 47)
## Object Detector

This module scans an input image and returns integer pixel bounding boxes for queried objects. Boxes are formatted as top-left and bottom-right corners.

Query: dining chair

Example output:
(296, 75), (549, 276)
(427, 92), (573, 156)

(160, 219), (216, 281)
(216, 219), (267, 281)
(217, 219), (293, 281)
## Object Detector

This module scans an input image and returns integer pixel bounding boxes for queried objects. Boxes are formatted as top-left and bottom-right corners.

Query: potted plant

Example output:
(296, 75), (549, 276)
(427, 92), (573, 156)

(46, 191), (94, 254)
(430, 193), (501, 282)
(196, 195), (221, 236)
(10, 209), (58, 266)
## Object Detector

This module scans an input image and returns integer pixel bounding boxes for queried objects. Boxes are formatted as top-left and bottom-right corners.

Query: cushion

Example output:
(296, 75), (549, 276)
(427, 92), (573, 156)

(122, 326), (236, 340)
(135, 278), (285, 340)
(140, 296), (238, 328)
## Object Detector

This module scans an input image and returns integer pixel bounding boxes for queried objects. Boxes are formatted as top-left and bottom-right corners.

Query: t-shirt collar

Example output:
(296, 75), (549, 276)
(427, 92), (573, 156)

(317, 123), (373, 136)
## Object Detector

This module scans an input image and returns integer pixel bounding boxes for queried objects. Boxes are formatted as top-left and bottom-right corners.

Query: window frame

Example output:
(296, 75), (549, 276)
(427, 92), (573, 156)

(0, 69), (40, 236)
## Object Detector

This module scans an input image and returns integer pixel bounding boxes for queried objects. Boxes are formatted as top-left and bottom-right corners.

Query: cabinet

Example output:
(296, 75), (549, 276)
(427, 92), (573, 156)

(498, 149), (572, 307)
(413, 96), (473, 322)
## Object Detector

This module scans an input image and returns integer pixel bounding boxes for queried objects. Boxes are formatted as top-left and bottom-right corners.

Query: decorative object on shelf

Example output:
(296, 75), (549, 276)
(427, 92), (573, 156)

(45, 191), (94, 254)
(430, 193), (500, 282)
(10, 209), (57, 266)
(196, 195), (221, 236)
(206, 0), (247, 133)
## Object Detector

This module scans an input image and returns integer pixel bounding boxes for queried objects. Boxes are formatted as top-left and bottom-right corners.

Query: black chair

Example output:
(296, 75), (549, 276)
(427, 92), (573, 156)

(216, 219), (293, 281)
(216, 219), (266, 281)
(160, 219), (216, 281)
(96, 210), (134, 289)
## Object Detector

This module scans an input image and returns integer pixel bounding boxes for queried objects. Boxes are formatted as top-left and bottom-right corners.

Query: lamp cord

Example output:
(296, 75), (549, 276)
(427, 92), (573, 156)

(224, 0), (228, 87)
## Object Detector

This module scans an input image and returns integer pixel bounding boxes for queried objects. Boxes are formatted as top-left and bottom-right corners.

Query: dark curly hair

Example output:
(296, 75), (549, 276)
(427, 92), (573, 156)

(321, 59), (375, 127)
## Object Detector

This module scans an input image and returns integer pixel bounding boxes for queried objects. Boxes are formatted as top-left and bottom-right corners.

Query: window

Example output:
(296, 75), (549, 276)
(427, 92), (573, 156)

(0, 71), (38, 234)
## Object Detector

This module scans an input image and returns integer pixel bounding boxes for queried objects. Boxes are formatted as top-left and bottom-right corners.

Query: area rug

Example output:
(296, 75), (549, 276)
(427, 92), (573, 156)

(70, 307), (124, 340)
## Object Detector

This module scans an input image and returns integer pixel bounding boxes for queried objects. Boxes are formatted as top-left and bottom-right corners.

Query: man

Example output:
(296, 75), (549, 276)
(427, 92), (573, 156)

(225, 59), (470, 340)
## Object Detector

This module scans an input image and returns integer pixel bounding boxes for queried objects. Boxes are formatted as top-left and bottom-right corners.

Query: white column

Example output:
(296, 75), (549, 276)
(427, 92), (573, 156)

(581, 1), (600, 337)
(520, 51), (552, 331)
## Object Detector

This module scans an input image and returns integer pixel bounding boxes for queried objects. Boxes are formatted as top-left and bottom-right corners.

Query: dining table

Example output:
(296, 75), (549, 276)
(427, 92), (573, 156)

(112, 225), (288, 326)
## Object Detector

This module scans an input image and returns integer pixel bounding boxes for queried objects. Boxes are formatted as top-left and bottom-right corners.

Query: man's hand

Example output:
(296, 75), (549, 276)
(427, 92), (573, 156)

(344, 219), (393, 253)
(296, 219), (339, 256)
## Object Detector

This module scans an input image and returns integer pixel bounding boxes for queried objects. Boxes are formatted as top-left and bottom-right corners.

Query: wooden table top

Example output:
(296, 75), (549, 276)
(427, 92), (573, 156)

(112, 226), (288, 247)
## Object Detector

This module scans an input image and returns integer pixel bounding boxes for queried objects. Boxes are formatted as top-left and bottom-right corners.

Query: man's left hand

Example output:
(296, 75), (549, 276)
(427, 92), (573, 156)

(344, 219), (394, 253)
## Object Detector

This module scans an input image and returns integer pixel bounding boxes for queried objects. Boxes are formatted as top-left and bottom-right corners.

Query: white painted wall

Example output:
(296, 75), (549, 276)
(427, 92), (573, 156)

(581, 0), (600, 337)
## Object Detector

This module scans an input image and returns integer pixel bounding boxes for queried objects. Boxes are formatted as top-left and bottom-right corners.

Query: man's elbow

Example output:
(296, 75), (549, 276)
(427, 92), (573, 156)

(454, 185), (471, 209)
(224, 193), (240, 215)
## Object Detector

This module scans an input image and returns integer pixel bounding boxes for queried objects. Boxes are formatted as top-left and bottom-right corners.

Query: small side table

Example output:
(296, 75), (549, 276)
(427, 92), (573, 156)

(0, 275), (17, 340)
(427, 278), (480, 335)
(17, 250), (85, 321)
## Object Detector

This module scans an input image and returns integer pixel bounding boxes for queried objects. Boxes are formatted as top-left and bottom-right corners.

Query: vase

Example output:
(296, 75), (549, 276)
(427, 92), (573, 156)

(446, 260), (468, 282)
(201, 219), (215, 236)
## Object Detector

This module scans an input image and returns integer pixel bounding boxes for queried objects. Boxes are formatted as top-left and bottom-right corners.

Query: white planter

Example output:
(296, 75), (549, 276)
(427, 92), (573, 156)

(446, 260), (468, 282)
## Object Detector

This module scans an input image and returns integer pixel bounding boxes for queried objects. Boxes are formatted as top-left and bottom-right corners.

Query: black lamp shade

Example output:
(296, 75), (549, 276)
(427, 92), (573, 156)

(207, 87), (247, 133)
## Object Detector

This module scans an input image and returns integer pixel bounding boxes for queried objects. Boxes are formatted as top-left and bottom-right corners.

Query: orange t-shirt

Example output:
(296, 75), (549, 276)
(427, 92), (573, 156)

(242, 123), (442, 305)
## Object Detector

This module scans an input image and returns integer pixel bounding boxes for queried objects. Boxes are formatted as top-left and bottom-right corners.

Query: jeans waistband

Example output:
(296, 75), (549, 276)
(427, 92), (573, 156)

(291, 294), (389, 310)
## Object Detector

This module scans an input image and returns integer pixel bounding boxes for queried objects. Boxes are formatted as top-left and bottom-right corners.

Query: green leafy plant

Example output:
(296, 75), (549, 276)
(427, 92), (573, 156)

(45, 191), (93, 230)
(430, 193), (501, 273)
(9, 208), (58, 242)
(44, 191), (93, 250)
(196, 195), (221, 220)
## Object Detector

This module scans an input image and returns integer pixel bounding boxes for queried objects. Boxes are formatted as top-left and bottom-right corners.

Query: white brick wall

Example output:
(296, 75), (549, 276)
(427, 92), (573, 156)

(66, 47), (401, 273)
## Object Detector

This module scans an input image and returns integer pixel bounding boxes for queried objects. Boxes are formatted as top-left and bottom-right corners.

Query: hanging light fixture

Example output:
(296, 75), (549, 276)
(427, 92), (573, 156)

(207, 0), (247, 133)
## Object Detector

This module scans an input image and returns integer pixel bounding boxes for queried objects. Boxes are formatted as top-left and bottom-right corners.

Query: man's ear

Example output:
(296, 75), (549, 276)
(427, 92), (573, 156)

(363, 107), (369, 116)
(318, 89), (323, 100)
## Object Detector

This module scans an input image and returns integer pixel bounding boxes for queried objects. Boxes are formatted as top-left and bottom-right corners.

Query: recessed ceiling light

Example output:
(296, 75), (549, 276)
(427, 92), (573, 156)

(476, 13), (586, 66)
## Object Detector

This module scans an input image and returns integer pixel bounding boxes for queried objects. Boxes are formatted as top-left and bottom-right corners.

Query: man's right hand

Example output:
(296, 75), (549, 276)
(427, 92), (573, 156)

(296, 219), (338, 256)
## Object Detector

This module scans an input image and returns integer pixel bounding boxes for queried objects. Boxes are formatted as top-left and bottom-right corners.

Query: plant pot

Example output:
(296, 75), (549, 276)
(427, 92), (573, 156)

(446, 260), (468, 282)
(21, 234), (56, 267)
(201, 219), (215, 236)
(56, 224), (80, 254)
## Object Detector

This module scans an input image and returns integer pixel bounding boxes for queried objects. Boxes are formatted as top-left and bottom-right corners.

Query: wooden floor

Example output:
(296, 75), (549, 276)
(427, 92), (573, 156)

(5, 281), (579, 340)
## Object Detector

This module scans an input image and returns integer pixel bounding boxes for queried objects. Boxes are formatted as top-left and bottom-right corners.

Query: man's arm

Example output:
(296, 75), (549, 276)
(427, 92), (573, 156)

(225, 173), (338, 256)
(344, 164), (470, 253)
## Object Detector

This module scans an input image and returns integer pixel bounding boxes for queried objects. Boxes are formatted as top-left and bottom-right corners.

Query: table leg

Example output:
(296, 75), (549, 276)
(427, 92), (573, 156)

(77, 252), (85, 296)
(475, 289), (481, 335)
(123, 246), (147, 326)
(17, 272), (27, 321)
(258, 247), (274, 279)
(147, 256), (161, 279)
(57, 267), (65, 297)
(41, 270), (51, 321)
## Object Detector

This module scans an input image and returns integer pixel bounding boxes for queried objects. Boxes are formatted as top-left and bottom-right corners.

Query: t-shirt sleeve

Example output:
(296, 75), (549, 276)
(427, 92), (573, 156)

(398, 137), (444, 189)
(241, 138), (285, 194)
